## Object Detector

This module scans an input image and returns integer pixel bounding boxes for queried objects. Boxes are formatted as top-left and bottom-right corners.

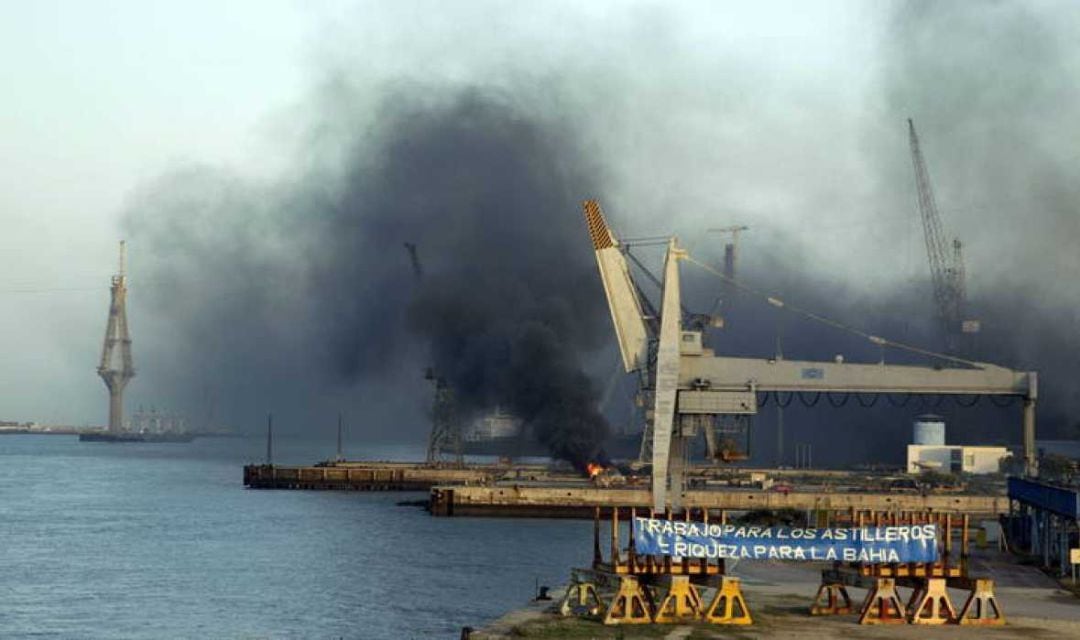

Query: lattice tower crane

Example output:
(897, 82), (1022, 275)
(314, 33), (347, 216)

(403, 242), (463, 466)
(907, 119), (975, 355)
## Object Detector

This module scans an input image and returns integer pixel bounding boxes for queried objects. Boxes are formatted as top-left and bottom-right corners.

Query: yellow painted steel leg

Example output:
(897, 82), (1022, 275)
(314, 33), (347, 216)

(653, 576), (705, 623)
(810, 582), (853, 615)
(858, 578), (907, 625)
(602, 576), (654, 625)
(704, 577), (753, 625)
(908, 578), (957, 625)
(957, 579), (1005, 626)
(558, 581), (604, 618)
(859, 583), (874, 616)
(905, 583), (925, 614)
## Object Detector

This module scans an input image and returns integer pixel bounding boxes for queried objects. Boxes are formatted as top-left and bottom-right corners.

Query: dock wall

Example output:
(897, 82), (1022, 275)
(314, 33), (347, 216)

(243, 463), (499, 490)
(430, 485), (1008, 518)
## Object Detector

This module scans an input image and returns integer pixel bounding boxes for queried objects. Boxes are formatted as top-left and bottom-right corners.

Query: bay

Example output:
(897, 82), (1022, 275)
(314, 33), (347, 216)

(0, 435), (590, 639)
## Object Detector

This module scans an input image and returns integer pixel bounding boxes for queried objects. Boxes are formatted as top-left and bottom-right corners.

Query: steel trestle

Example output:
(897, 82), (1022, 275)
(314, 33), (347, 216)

(704, 577), (753, 625)
(602, 577), (654, 624)
(907, 578), (957, 624)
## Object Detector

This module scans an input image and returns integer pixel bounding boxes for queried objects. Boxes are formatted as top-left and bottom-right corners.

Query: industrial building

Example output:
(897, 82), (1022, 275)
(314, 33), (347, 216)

(904, 415), (1010, 475)
(906, 445), (1010, 475)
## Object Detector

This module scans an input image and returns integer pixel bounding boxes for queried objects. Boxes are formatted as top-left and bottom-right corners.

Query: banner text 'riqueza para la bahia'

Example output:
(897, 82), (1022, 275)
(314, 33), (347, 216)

(632, 518), (938, 563)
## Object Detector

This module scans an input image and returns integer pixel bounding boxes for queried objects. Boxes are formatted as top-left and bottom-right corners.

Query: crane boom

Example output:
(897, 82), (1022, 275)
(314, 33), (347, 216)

(583, 200), (650, 372)
(403, 242), (423, 280)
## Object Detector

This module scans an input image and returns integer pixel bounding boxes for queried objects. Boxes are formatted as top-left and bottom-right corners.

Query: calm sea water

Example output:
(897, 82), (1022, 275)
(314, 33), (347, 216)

(0, 435), (591, 639)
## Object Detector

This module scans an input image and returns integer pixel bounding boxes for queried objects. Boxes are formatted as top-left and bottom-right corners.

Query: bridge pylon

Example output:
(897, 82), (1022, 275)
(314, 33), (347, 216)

(98, 241), (135, 433)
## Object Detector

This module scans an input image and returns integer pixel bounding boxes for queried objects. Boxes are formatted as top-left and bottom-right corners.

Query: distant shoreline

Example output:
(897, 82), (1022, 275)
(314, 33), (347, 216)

(0, 429), (238, 437)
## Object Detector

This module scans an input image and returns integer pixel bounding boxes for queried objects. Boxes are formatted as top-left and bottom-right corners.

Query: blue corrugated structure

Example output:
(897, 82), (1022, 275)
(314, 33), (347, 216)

(1007, 477), (1079, 519)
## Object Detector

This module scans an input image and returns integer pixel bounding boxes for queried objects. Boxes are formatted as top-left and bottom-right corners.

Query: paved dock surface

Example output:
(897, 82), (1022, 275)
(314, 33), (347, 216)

(471, 549), (1079, 639)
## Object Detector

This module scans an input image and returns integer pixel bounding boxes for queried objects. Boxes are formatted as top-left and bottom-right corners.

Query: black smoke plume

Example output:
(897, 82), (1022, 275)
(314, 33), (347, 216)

(327, 90), (613, 467)
(124, 87), (613, 465)
(123, 3), (1080, 470)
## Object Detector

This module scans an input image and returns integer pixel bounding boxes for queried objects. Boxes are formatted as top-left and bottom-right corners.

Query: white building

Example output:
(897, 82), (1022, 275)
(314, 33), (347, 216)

(462, 408), (521, 442)
(906, 445), (1010, 475)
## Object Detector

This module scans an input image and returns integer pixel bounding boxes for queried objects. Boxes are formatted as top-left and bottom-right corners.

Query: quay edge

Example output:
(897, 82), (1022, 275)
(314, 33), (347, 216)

(430, 485), (1009, 518)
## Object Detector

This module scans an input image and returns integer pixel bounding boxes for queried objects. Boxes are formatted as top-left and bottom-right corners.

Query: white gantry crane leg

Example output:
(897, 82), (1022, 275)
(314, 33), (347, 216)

(652, 238), (687, 511)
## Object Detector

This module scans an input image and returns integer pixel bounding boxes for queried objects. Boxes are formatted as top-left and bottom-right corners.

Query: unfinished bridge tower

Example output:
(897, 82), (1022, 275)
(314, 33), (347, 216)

(98, 241), (135, 433)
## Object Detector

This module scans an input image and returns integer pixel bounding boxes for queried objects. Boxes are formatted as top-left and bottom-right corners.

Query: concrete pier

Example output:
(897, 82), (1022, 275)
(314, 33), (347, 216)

(430, 485), (1008, 518)
(242, 461), (548, 491)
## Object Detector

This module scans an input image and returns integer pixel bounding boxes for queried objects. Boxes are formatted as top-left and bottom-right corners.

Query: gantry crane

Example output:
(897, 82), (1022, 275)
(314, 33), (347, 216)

(584, 200), (1037, 511)
(908, 119), (977, 355)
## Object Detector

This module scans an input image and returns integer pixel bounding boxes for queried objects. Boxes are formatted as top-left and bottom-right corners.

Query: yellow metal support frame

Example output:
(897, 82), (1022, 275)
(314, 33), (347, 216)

(810, 582), (853, 616)
(653, 576), (705, 623)
(704, 577), (753, 625)
(558, 582), (604, 618)
(602, 576), (654, 625)
(858, 578), (907, 624)
(907, 578), (957, 625)
(957, 579), (1005, 626)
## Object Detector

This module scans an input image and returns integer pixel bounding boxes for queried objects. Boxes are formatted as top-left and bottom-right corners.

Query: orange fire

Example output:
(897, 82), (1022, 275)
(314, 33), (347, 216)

(586, 462), (605, 478)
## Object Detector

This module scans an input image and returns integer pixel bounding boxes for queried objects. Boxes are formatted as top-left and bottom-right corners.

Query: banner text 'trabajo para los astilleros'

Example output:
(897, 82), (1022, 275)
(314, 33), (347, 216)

(632, 518), (938, 563)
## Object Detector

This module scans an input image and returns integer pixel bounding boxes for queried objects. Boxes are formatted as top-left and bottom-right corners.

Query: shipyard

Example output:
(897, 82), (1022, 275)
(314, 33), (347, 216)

(3, 3), (1080, 639)
(237, 193), (1078, 636)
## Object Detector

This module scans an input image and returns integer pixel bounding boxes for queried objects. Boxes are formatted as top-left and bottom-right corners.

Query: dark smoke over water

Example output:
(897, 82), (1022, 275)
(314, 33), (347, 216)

(125, 88), (612, 465)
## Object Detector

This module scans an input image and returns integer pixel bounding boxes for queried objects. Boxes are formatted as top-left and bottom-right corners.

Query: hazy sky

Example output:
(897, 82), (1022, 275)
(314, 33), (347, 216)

(2, 1), (309, 423)
(2, 1), (1077, 429)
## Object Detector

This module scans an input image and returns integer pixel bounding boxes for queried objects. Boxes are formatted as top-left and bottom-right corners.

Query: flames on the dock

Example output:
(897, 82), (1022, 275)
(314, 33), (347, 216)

(586, 462), (605, 478)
